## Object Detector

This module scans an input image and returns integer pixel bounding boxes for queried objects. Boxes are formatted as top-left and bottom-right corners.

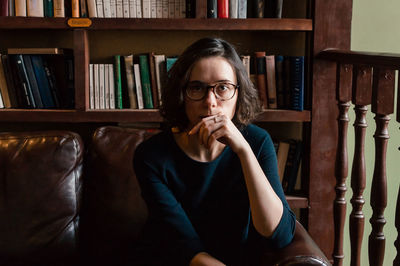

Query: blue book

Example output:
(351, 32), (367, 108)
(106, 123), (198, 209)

(31, 55), (56, 108)
(166, 57), (178, 75)
(15, 55), (36, 108)
(289, 56), (304, 111)
(23, 55), (44, 108)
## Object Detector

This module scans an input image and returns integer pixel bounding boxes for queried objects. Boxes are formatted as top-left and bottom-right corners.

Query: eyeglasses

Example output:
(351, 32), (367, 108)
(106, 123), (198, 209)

(185, 81), (239, 101)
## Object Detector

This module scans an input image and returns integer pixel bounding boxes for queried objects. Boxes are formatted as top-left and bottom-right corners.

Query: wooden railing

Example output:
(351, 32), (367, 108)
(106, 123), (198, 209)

(318, 49), (400, 266)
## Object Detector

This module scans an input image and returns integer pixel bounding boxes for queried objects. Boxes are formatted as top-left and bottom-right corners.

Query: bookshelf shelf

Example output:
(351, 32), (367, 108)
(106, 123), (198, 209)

(0, 17), (312, 31)
(0, 109), (309, 123)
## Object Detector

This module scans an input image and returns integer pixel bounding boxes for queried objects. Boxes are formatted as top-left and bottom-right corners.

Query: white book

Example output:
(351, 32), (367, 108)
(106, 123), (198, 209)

(174, 0), (179, 18)
(94, 64), (100, 109)
(135, 0), (142, 17)
(103, 0), (112, 17)
(150, 0), (156, 17)
(123, 0), (129, 17)
(168, 0), (174, 18)
(110, 0), (117, 16)
(153, 54), (166, 106)
(53, 0), (65, 17)
(27, 0), (44, 17)
(99, 64), (105, 109)
(96, 0), (104, 17)
(108, 64), (115, 109)
(161, 0), (168, 18)
(180, 0), (185, 18)
(89, 64), (94, 109)
(123, 55), (138, 109)
(15, 0), (26, 16)
(104, 64), (110, 109)
(238, 0), (246, 18)
(142, 0), (150, 18)
(129, 0), (137, 18)
(133, 64), (144, 109)
(0, 89), (4, 109)
(116, 0), (123, 17)
(229, 0), (238, 18)
(87, 0), (98, 17)
(156, 0), (162, 18)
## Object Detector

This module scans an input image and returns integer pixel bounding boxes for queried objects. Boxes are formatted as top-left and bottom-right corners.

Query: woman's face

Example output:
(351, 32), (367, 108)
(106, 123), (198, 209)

(184, 56), (238, 130)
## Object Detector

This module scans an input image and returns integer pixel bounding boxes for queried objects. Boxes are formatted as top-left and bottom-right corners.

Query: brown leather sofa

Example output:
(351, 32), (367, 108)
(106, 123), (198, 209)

(0, 126), (331, 266)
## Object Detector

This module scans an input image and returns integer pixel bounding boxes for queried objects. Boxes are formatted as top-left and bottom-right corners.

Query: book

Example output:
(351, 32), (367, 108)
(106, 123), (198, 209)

(161, 0), (168, 17)
(96, 0), (104, 17)
(254, 0), (264, 18)
(207, 0), (217, 18)
(283, 56), (291, 108)
(179, 0), (185, 18)
(0, 0), (8, 16)
(254, 51), (268, 108)
(238, 0), (246, 18)
(113, 55), (123, 109)
(133, 64), (144, 109)
(122, 0), (129, 17)
(80, 0), (88, 17)
(276, 140), (290, 182)
(15, 0), (27, 16)
(0, 55), (11, 108)
(240, 55), (250, 77)
(135, 0), (142, 17)
(0, 89), (4, 108)
(110, 0), (116, 17)
(9, 0), (14, 16)
(99, 64), (105, 109)
(89, 64), (94, 109)
(265, 0), (282, 18)
(153, 54), (166, 106)
(166, 56), (177, 73)
(23, 55), (44, 108)
(27, 0), (44, 16)
(275, 55), (285, 108)
(53, 0), (65, 17)
(104, 64), (110, 109)
(71, 0), (79, 17)
(8, 48), (67, 55)
(123, 55), (138, 109)
(282, 140), (302, 194)
(186, 0), (194, 17)
(108, 64), (115, 109)
(129, 0), (136, 18)
(150, 0), (156, 17)
(289, 56), (304, 111)
(148, 52), (159, 108)
(168, 0), (174, 18)
(156, 0), (162, 17)
(116, 0), (123, 17)
(93, 64), (99, 109)
(41, 56), (63, 108)
(138, 54), (153, 109)
(1, 55), (18, 107)
(229, 0), (238, 18)
(44, 0), (54, 17)
(265, 55), (277, 108)
(217, 0), (228, 18)
(30, 55), (57, 108)
(11, 55), (35, 108)
(103, 0), (112, 17)
(87, 0), (97, 17)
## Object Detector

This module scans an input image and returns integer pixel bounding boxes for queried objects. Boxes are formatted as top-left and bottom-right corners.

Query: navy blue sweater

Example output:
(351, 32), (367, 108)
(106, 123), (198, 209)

(133, 124), (295, 266)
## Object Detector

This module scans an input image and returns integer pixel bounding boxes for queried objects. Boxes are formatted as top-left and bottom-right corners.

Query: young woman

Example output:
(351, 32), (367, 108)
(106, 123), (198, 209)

(133, 38), (295, 266)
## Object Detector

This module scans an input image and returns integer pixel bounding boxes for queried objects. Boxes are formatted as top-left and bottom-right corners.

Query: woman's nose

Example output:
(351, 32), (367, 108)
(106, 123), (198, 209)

(204, 89), (218, 107)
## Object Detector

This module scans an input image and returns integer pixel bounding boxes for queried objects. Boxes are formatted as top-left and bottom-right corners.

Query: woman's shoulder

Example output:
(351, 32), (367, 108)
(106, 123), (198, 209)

(241, 124), (271, 141)
(135, 130), (173, 157)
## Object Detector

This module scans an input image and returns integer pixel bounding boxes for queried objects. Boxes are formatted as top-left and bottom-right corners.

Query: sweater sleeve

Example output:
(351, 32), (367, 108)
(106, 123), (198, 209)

(255, 132), (296, 248)
(133, 142), (205, 265)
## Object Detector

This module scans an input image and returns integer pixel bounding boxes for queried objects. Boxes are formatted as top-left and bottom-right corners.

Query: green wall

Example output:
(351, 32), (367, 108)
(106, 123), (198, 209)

(345, 0), (399, 265)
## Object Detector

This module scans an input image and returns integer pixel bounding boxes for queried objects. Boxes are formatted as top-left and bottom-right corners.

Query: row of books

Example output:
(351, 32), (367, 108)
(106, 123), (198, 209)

(0, 0), (194, 18)
(242, 54), (304, 110)
(0, 48), (74, 109)
(207, 0), (282, 18)
(274, 139), (302, 194)
(89, 54), (176, 110)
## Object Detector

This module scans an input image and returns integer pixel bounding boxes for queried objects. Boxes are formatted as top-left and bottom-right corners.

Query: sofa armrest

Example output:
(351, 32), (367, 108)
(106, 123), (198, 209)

(258, 221), (331, 266)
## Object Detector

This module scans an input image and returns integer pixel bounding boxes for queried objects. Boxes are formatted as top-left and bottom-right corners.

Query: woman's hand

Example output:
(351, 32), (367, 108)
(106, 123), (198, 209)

(188, 114), (250, 155)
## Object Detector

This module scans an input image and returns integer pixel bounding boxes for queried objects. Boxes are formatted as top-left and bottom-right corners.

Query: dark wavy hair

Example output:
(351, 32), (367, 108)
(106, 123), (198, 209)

(160, 37), (261, 131)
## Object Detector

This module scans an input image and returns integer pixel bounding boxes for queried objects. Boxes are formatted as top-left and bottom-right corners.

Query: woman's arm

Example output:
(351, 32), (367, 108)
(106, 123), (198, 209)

(189, 252), (226, 266)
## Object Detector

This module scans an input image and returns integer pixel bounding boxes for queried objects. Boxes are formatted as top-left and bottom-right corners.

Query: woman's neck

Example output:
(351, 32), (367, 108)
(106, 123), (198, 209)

(173, 130), (226, 162)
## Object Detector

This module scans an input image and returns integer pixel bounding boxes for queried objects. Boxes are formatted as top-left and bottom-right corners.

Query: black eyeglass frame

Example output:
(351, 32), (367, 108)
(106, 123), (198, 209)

(185, 82), (239, 101)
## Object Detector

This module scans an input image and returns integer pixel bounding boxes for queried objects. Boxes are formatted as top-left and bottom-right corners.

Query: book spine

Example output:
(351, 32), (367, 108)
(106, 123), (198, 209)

(108, 64), (115, 109)
(93, 64), (99, 109)
(155, 0), (162, 17)
(9, 0), (14, 16)
(229, 0), (237, 18)
(129, 0), (136, 17)
(15, 55), (35, 108)
(44, 0), (54, 17)
(122, 0), (129, 17)
(168, 0), (174, 18)
(237, 0), (246, 18)
(27, 0), (44, 16)
(174, 0), (179, 18)
(41, 56), (61, 108)
(133, 63), (144, 109)
(254, 0), (264, 18)
(0, 89), (4, 108)
(179, 0), (185, 18)
(265, 55), (277, 109)
(123, 55), (138, 109)
(113, 55), (123, 109)
(80, 0), (88, 17)
(0, 55), (11, 108)
(135, 0), (141, 17)
(15, 0), (27, 16)
(72, 0), (80, 17)
(87, 0), (97, 17)
(207, 0), (216, 18)
(150, 0), (156, 17)
(161, 0), (168, 17)
(0, 0), (9, 16)
(96, 0), (104, 17)
(23, 55), (44, 108)
(275, 0), (282, 18)
(104, 64), (110, 109)
(217, 0), (228, 18)
(99, 64), (105, 109)
(148, 52), (159, 108)
(110, 0), (116, 16)
(139, 55), (153, 109)
(240, 55), (250, 77)
(1, 55), (18, 107)
(89, 64), (94, 109)
(254, 51), (268, 108)
(275, 55), (284, 109)
(53, 0), (65, 17)
(103, 0), (112, 17)
(142, 0), (151, 17)
(153, 54), (165, 106)
(116, 0), (123, 17)
(289, 56), (304, 111)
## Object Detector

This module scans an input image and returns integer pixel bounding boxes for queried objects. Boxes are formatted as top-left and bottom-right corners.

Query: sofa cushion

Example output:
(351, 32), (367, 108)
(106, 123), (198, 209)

(0, 131), (83, 265)
(80, 126), (157, 265)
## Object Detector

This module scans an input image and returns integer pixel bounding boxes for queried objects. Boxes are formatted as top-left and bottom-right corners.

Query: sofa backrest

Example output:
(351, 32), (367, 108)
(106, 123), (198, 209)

(80, 126), (157, 265)
(0, 131), (83, 265)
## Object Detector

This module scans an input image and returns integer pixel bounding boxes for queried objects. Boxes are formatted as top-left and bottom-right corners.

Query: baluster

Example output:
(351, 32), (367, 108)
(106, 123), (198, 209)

(349, 65), (372, 266)
(394, 185), (400, 265)
(369, 67), (395, 266)
(333, 64), (352, 266)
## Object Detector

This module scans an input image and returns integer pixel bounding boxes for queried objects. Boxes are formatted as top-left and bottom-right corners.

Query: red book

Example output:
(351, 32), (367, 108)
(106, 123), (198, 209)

(217, 0), (228, 18)
(254, 51), (268, 108)
(0, 0), (9, 16)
